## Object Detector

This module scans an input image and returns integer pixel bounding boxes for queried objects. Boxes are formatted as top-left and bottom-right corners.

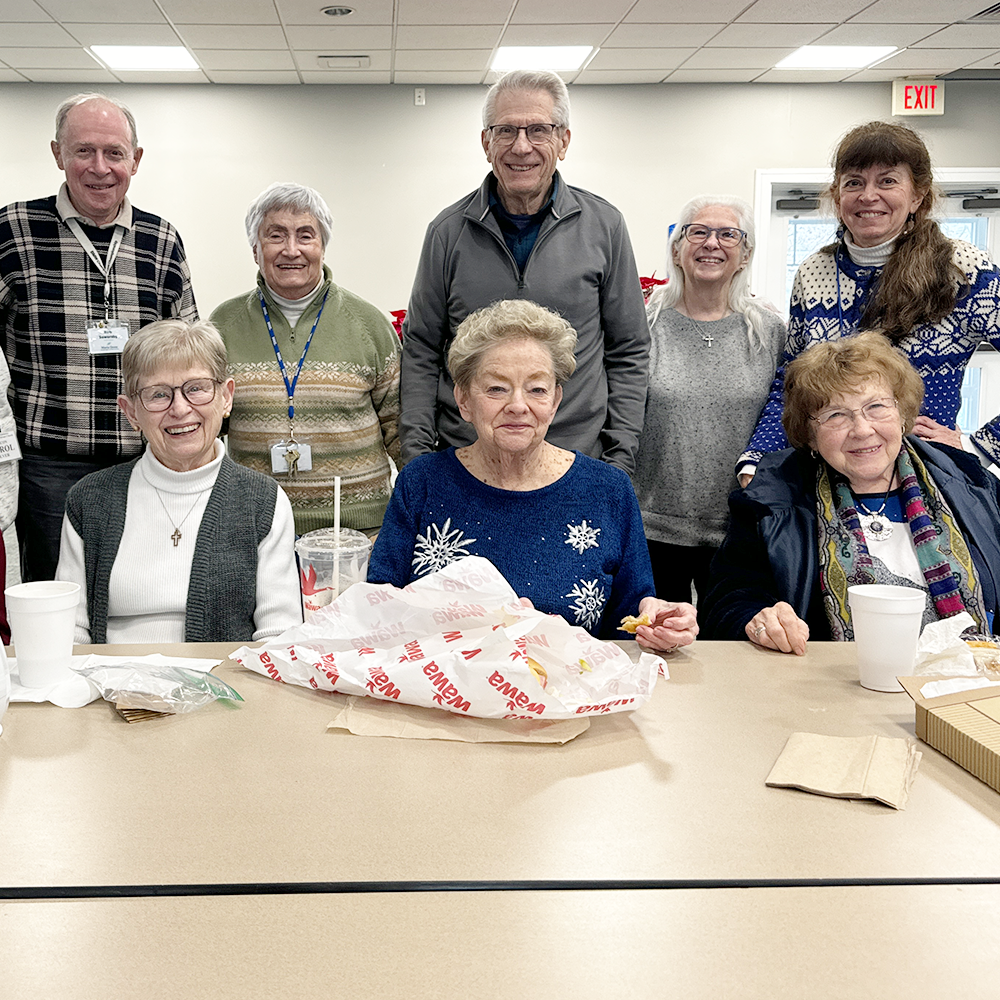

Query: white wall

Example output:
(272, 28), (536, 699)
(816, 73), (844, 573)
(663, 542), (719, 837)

(1, 80), (999, 317)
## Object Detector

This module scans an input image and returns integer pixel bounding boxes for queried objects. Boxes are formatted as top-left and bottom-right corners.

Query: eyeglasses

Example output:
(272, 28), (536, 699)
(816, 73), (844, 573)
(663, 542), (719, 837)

(810, 397), (898, 431)
(136, 378), (221, 412)
(485, 123), (562, 145)
(680, 224), (747, 248)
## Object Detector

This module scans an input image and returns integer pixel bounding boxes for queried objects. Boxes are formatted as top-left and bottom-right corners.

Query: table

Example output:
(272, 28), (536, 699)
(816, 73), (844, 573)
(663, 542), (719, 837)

(4, 885), (1000, 999)
(2, 640), (999, 892)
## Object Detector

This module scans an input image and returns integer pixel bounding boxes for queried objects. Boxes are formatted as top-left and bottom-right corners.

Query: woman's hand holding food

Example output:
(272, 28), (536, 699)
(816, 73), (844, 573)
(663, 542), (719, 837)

(625, 597), (699, 654)
(745, 602), (809, 656)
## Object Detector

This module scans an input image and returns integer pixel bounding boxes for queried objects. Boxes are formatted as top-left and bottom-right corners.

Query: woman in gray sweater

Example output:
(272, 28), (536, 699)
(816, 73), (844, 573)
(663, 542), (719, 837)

(631, 195), (786, 603)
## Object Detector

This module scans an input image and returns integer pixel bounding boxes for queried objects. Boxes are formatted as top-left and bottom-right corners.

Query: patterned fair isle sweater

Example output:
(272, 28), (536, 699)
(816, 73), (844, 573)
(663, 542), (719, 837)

(741, 239), (1000, 467)
(367, 448), (655, 639)
(210, 266), (401, 535)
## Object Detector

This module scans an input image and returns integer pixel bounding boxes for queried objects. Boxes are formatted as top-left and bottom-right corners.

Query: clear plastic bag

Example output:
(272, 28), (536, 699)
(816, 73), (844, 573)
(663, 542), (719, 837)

(963, 633), (1000, 680)
(75, 662), (243, 714)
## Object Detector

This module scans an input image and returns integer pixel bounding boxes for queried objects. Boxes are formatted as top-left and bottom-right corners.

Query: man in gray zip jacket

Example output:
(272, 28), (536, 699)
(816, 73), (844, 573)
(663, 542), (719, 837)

(400, 69), (649, 473)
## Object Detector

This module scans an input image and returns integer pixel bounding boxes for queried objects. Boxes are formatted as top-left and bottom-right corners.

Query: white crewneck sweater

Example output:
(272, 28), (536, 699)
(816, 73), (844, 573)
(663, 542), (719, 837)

(56, 440), (302, 644)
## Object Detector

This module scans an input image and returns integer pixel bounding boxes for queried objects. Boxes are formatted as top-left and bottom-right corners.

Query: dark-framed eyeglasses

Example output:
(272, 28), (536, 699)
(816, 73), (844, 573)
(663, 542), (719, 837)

(680, 224), (747, 248)
(485, 123), (562, 145)
(135, 378), (222, 412)
(809, 397), (898, 431)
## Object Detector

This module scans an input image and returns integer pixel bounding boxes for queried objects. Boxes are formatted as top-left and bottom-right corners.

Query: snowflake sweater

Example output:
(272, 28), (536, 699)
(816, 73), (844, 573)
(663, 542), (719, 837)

(368, 448), (655, 639)
(741, 239), (1000, 468)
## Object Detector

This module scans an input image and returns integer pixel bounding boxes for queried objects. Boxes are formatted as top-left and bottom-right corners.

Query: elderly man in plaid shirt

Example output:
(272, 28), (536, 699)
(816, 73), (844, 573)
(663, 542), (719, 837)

(0, 93), (198, 581)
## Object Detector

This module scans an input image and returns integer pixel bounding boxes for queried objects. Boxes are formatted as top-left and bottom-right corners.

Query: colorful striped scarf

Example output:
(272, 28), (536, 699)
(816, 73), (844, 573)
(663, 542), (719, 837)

(815, 442), (987, 640)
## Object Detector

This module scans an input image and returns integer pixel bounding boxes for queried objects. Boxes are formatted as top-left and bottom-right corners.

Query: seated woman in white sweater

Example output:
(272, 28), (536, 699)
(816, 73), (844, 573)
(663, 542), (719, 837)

(56, 319), (302, 644)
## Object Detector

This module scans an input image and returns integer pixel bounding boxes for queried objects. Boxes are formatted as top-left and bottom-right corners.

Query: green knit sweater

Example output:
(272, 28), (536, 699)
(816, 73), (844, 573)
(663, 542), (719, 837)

(210, 266), (401, 535)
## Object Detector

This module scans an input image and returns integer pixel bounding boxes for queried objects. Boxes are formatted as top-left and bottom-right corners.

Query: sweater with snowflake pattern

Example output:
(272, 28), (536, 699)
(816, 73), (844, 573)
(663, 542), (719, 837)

(367, 448), (655, 639)
(740, 239), (1000, 468)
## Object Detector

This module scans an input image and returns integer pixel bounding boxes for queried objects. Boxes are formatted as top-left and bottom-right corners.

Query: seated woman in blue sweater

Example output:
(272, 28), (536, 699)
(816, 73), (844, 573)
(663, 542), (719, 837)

(369, 300), (697, 653)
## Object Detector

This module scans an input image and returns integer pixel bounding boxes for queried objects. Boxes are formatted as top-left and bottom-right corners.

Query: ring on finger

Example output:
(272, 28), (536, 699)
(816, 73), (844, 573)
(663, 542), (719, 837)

(753, 624), (766, 639)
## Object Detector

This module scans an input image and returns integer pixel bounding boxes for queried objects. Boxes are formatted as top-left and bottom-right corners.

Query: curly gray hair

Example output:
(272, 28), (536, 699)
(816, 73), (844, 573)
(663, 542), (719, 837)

(244, 182), (333, 251)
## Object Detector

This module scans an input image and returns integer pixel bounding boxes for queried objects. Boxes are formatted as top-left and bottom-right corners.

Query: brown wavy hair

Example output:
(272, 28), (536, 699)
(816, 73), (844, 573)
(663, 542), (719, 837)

(825, 121), (965, 342)
(782, 331), (924, 449)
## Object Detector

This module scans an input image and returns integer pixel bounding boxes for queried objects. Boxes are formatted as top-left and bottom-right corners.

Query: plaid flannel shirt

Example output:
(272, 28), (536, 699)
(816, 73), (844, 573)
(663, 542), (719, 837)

(0, 192), (198, 459)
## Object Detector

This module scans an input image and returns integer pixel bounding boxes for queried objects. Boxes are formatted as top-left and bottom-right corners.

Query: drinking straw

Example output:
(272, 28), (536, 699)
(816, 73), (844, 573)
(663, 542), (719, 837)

(333, 476), (341, 596)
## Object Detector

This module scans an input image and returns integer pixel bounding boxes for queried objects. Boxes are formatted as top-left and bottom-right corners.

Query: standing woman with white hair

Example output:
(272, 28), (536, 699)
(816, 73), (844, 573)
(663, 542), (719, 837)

(210, 182), (401, 536)
(631, 196), (786, 603)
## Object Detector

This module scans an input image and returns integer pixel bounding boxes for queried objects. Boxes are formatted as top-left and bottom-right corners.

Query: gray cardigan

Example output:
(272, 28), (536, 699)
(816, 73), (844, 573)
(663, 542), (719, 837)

(65, 454), (278, 643)
(400, 172), (649, 473)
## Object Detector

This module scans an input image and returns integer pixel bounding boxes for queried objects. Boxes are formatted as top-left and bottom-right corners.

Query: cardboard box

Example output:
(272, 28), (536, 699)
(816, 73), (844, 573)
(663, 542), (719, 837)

(899, 676), (1000, 795)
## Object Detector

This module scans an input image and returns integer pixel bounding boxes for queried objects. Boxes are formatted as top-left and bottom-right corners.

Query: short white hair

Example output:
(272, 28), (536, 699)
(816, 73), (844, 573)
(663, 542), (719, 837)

(244, 182), (334, 251)
(482, 70), (570, 130)
(55, 93), (138, 149)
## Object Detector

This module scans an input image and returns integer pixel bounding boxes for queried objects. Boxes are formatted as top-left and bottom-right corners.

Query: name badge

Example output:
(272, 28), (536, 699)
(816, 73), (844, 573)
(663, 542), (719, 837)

(270, 440), (313, 474)
(0, 430), (22, 462)
(87, 318), (130, 355)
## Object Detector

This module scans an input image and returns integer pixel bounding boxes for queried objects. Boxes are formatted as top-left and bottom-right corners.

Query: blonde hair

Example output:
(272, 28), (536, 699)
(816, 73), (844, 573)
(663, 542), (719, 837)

(122, 320), (228, 397)
(447, 300), (577, 390)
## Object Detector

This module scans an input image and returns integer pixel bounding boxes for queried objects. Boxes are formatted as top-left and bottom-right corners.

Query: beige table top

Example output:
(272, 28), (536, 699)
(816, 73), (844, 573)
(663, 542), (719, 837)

(4, 884), (1000, 999)
(2, 639), (999, 890)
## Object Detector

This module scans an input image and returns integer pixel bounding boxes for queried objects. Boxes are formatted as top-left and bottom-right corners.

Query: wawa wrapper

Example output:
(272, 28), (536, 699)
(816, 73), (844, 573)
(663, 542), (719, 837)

(231, 556), (663, 720)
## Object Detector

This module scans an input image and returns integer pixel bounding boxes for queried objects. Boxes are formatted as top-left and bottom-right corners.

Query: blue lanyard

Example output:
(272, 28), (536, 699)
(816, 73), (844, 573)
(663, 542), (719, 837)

(258, 289), (329, 423)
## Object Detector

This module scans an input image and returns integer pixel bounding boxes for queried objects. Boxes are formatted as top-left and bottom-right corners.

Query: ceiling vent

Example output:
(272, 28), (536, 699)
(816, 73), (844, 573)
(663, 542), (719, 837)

(317, 55), (370, 69)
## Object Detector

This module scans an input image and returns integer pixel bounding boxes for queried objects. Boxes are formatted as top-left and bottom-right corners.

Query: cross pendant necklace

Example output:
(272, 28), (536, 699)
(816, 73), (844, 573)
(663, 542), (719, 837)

(702, 333), (714, 348)
(171, 527), (183, 547)
(142, 467), (209, 547)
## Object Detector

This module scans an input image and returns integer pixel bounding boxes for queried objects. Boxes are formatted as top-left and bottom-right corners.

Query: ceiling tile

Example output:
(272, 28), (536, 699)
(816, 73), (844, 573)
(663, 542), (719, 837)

(665, 68), (762, 82)
(737, 0), (870, 22)
(396, 0), (512, 25)
(509, 0), (634, 24)
(911, 24), (1000, 47)
(39, 0), (166, 22)
(625, 0), (748, 24)
(849, 0), (987, 22)
(298, 70), (391, 83)
(876, 48), (999, 70)
(573, 69), (669, 84)
(393, 70), (484, 83)
(753, 68), (855, 82)
(0, 23), (80, 46)
(707, 23), (835, 47)
(966, 51), (1000, 68)
(174, 25), (288, 49)
(67, 24), (184, 46)
(815, 23), (946, 46)
(158, 0), (279, 25)
(284, 25), (393, 48)
(21, 67), (119, 82)
(194, 49), (296, 70)
(295, 49), (392, 70)
(396, 25), (502, 48)
(0, 68), (29, 80)
(276, 0), (394, 25)
(0, 0), (50, 20)
(394, 49), (490, 70)
(603, 23), (720, 47)
(499, 23), (612, 46)
(682, 47), (794, 69)
(588, 47), (695, 70)
(204, 70), (301, 84)
(845, 67), (933, 82)
(0, 47), (103, 68)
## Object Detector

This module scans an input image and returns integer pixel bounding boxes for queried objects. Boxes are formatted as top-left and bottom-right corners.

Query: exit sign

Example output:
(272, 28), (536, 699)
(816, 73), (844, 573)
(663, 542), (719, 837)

(892, 79), (944, 116)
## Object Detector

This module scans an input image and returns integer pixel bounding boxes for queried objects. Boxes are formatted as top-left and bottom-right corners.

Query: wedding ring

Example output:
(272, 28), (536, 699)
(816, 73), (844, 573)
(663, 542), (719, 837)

(753, 625), (766, 639)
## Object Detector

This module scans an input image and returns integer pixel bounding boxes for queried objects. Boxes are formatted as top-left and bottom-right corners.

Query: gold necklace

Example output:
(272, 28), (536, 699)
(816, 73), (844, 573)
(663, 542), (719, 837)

(141, 468), (210, 547)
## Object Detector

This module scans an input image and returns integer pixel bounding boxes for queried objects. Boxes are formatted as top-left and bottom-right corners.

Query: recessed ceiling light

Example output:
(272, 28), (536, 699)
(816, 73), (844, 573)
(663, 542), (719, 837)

(90, 45), (199, 71)
(491, 46), (593, 72)
(321, 6), (354, 15)
(775, 45), (898, 70)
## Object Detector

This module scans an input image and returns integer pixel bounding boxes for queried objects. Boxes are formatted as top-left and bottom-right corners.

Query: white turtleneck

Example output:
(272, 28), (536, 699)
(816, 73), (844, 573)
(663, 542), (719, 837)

(265, 281), (324, 330)
(843, 231), (896, 268)
(56, 440), (302, 644)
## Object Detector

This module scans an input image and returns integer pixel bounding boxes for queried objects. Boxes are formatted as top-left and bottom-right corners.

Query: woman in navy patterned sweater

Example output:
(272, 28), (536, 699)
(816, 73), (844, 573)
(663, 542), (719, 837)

(369, 300), (698, 652)
(739, 121), (1000, 483)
